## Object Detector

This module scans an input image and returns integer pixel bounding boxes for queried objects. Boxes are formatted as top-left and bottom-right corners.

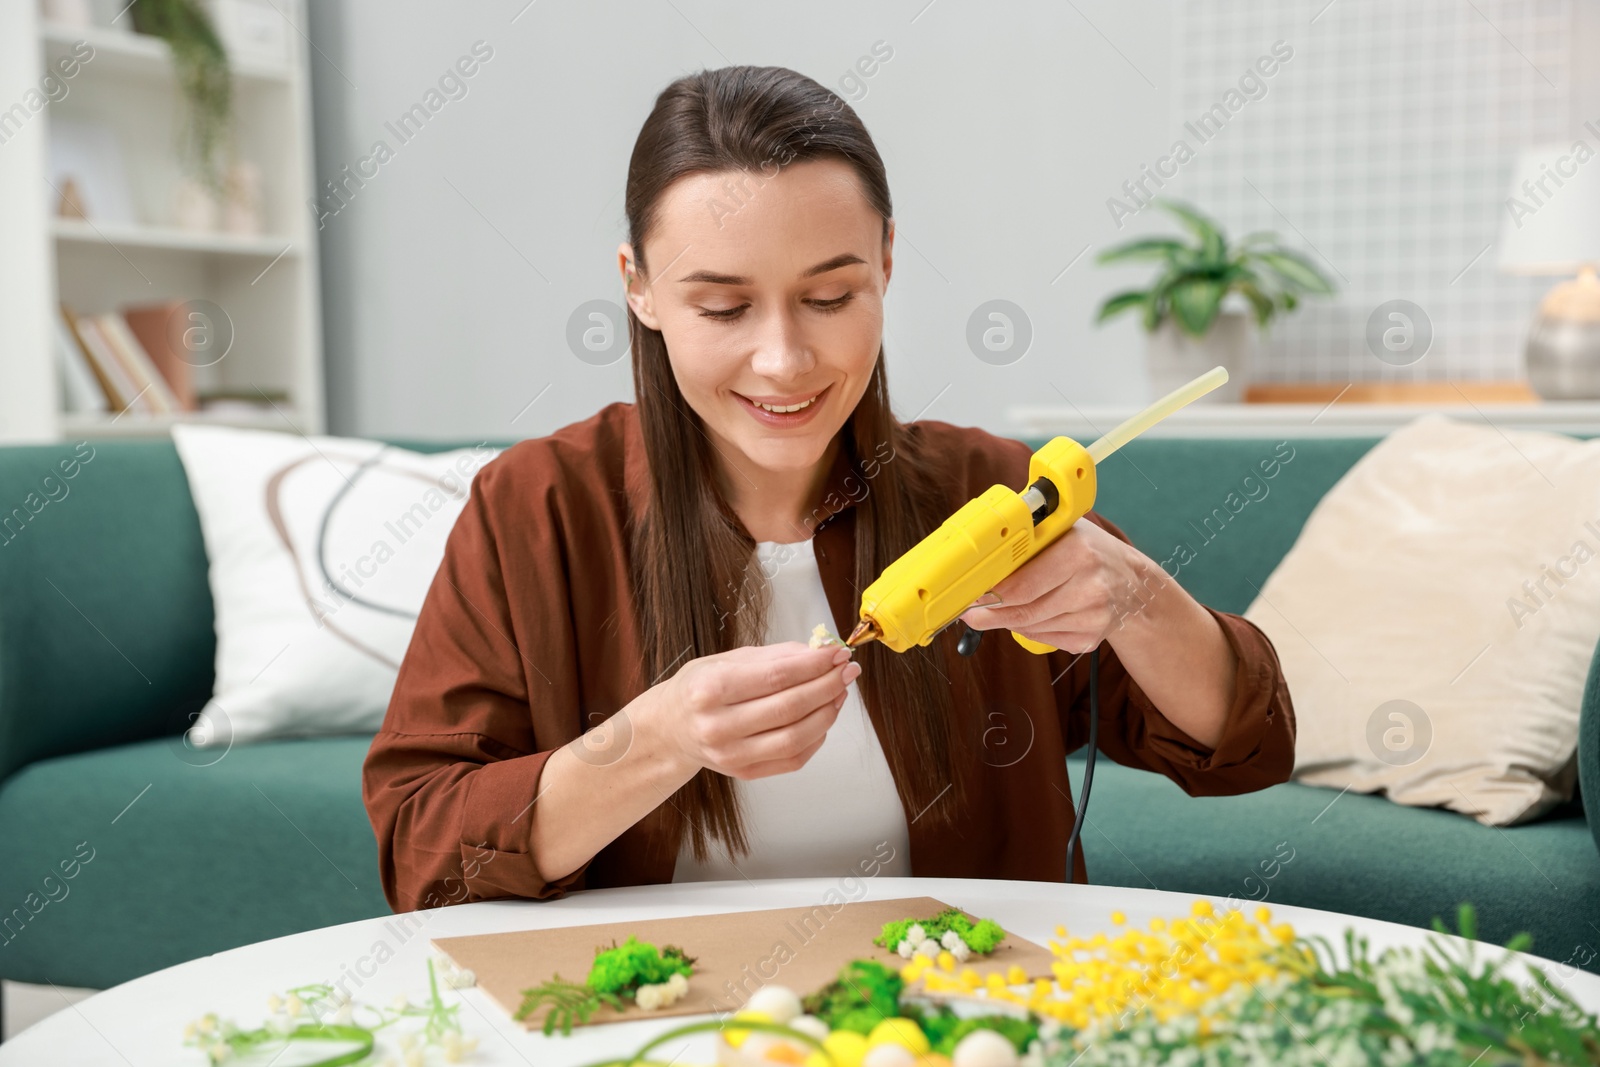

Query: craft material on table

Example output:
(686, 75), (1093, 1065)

(431, 896), (1055, 1031)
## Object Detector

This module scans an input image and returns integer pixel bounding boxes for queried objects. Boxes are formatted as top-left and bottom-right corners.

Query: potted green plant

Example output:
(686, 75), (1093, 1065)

(130, 0), (233, 200)
(1094, 199), (1335, 401)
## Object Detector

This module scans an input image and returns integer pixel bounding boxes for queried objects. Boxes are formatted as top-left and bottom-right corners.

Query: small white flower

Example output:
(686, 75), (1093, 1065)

(666, 971), (688, 995)
(636, 984), (665, 1010)
(897, 938), (915, 959)
(331, 1001), (354, 1025)
(441, 1031), (478, 1063)
(915, 938), (940, 958)
(434, 953), (477, 989)
(284, 994), (304, 1017)
(941, 929), (968, 953)
(950, 1028), (1019, 1067)
(207, 1041), (233, 1063)
(745, 984), (800, 1023)
(392, 994), (412, 1013)
(906, 924), (926, 944)
(951, 941), (971, 963)
(265, 993), (283, 1013)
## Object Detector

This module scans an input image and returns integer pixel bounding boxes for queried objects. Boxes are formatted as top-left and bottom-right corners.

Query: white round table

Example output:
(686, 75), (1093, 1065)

(5, 877), (1597, 1065)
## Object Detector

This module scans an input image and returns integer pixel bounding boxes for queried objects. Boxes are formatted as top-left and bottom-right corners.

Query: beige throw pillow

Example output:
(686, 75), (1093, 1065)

(1243, 413), (1599, 825)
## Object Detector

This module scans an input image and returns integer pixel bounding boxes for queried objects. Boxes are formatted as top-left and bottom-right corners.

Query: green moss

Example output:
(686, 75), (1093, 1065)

(874, 907), (1008, 955)
(585, 935), (695, 997)
(800, 959), (903, 1033)
(898, 1002), (1039, 1055)
(934, 1014), (1039, 1056)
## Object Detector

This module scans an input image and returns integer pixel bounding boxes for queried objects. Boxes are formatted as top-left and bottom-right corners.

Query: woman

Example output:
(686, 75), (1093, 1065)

(362, 65), (1295, 914)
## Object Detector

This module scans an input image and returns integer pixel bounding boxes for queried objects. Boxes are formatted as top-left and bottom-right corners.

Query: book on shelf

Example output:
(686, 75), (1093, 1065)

(122, 302), (198, 412)
(92, 313), (182, 414)
(197, 390), (290, 416)
(58, 304), (200, 416)
(53, 313), (109, 414)
(64, 308), (144, 413)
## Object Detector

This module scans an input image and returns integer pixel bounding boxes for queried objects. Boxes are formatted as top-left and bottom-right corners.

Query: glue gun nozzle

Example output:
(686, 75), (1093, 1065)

(845, 618), (881, 649)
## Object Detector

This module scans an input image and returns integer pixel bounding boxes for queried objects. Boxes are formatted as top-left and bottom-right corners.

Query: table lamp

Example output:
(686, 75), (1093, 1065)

(1498, 142), (1600, 399)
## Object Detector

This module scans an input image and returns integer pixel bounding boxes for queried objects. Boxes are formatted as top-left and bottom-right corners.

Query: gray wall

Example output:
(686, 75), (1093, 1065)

(306, 0), (1178, 441)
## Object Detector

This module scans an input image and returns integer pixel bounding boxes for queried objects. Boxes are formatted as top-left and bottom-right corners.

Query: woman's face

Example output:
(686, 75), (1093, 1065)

(620, 157), (893, 485)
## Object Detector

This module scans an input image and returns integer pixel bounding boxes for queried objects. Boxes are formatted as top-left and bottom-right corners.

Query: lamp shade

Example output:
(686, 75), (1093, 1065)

(1498, 141), (1600, 275)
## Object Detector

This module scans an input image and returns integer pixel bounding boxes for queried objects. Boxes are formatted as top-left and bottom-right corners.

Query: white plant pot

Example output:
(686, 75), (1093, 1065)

(1145, 309), (1254, 402)
(173, 178), (220, 232)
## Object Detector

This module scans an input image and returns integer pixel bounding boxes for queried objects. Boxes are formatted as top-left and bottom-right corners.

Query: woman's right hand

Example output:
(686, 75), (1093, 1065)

(643, 642), (861, 781)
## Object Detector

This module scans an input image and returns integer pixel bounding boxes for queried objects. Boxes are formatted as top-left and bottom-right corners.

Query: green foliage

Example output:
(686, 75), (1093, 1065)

(183, 960), (473, 1066)
(128, 0), (232, 190)
(586, 935), (695, 996)
(512, 974), (624, 1037)
(875, 907), (1007, 955)
(1049, 903), (1600, 1066)
(515, 936), (695, 1036)
(900, 1002), (1039, 1056)
(1094, 199), (1335, 339)
(570, 1018), (835, 1067)
(800, 959), (903, 1035)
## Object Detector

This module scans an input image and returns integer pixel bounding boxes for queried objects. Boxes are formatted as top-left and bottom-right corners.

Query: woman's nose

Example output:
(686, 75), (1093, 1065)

(747, 303), (816, 381)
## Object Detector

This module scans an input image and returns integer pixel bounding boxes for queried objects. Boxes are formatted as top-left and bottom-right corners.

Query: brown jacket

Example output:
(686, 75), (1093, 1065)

(362, 402), (1295, 913)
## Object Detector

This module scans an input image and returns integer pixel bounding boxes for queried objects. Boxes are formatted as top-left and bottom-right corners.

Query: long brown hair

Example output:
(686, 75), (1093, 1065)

(624, 65), (981, 863)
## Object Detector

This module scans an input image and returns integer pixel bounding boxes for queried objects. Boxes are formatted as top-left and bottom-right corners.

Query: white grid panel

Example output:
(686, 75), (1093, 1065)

(1166, 0), (1572, 382)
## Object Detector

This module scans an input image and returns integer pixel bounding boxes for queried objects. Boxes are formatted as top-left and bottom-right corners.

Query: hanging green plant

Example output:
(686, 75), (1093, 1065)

(130, 0), (233, 192)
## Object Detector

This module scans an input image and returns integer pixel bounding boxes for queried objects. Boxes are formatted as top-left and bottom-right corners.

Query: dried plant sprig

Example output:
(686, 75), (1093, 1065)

(181, 959), (477, 1066)
(513, 974), (625, 1036)
(515, 935), (698, 1034)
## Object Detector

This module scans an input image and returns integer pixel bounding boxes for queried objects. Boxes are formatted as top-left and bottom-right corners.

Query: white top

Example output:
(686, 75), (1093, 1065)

(671, 537), (913, 882)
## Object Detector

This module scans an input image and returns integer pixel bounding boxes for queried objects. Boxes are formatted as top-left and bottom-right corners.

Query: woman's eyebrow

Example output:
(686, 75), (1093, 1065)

(676, 252), (867, 285)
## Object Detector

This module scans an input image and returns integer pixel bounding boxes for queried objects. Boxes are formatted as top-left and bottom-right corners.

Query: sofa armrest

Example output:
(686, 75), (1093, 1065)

(0, 439), (216, 782)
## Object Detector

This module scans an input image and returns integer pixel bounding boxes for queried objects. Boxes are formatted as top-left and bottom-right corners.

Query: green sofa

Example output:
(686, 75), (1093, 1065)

(0, 433), (1595, 996)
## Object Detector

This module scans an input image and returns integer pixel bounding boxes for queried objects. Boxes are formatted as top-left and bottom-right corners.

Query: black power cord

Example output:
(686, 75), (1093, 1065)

(955, 628), (1100, 885)
(1066, 648), (1099, 882)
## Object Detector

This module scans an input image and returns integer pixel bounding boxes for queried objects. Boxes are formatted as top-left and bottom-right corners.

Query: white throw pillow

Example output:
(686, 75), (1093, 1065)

(170, 424), (500, 746)
(1243, 413), (1598, 826)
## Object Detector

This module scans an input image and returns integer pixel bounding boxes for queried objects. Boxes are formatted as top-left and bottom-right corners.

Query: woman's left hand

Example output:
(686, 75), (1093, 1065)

(958, 518), (1164, 655)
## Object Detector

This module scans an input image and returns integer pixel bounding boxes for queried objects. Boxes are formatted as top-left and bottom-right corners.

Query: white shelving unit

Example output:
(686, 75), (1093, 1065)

(1007, 401), (1600, 440)
(0, 2), (323, 442)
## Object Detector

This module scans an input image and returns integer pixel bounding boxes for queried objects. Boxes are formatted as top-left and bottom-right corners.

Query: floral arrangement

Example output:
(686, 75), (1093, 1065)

(182, 957), (478, 1065)
(574, 901), (1600, 1067)
(877, 907), (1008, 963)
(514, 934), (697, 1035)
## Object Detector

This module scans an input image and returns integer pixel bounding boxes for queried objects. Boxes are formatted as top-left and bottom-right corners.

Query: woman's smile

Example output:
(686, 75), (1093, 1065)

(733, 383), (832, 427)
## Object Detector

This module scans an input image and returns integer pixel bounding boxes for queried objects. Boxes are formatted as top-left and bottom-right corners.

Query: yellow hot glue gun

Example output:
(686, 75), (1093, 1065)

(844, 367), (1230, 654)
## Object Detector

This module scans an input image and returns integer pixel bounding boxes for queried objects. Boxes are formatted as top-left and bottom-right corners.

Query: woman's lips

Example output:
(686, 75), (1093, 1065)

(734, 384), (830, 428)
